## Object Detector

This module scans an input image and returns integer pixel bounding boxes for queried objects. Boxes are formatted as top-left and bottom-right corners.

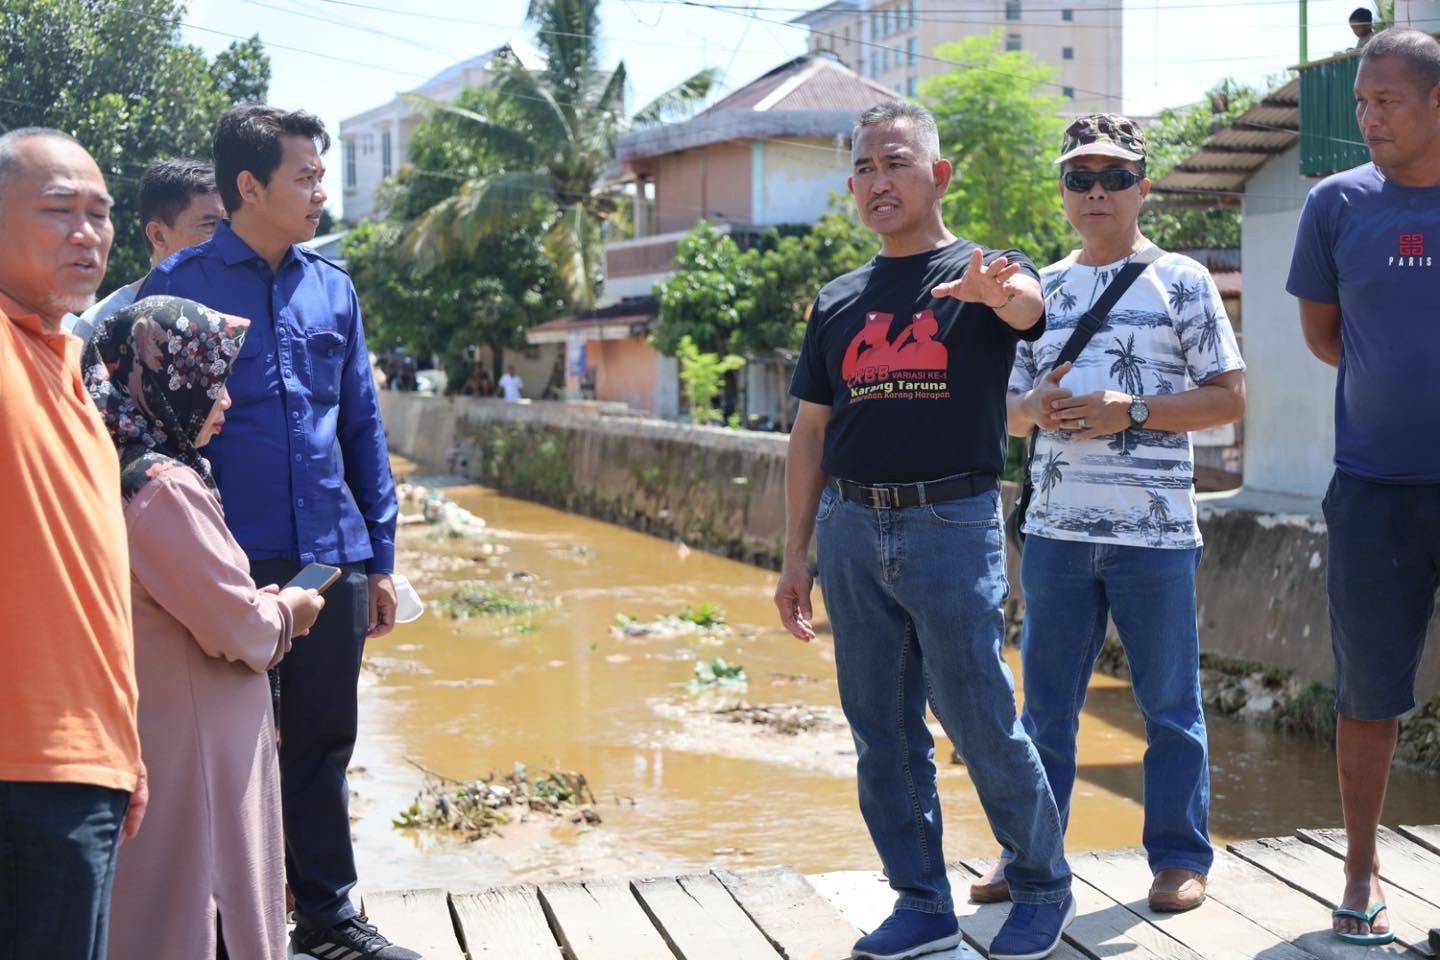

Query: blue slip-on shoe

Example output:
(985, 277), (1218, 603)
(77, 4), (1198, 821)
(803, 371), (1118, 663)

(851, 908), (962, 960)
(989, 894), (1076, 960)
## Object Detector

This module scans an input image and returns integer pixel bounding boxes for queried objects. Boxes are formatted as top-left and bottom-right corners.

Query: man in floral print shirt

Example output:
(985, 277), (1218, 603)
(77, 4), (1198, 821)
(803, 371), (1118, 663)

(982, 114), (1246, 914)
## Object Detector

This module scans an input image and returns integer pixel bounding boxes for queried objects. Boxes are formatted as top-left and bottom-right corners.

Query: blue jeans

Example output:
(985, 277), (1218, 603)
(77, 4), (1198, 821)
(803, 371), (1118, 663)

(815, 485), (1071, 911)
(0, 780), (129, 960)
(1019, 535), (1212, 875)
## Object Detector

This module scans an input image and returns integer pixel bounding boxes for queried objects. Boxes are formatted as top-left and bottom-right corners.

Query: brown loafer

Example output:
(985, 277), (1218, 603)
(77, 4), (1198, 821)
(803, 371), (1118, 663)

(1148, 868), (1207, 912)
(969, 860), (1012, 903)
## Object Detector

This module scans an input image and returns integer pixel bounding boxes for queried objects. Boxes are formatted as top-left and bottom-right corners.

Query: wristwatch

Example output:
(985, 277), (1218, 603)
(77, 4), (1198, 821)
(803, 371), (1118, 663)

(1128, 396), (1150, 428)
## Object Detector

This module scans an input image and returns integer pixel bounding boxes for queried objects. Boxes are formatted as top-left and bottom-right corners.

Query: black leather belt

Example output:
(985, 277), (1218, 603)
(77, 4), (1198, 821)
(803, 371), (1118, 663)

(833, 472), (998, 509)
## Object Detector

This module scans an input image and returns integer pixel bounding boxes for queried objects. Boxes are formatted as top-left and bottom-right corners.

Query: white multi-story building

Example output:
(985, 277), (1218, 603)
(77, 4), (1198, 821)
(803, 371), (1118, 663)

(338, 39), (546, 223)
(792, 0), (1122, 113)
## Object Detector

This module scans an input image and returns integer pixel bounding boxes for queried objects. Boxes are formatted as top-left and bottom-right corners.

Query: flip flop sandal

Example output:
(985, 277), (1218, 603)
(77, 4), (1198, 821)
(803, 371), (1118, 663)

(1332, 901), (1397, 945)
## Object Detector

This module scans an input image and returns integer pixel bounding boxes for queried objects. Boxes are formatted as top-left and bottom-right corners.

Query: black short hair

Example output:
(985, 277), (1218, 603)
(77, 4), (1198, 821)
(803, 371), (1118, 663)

(1350, 7), (1374, 24)
(213, 105), (330, 214)
(137, 159), (217, 248)
(1360, 27), (1440, 91)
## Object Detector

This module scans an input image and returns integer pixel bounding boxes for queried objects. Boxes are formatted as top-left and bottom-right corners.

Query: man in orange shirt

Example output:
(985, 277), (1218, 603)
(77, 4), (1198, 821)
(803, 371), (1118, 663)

(0, 127), (146, 959)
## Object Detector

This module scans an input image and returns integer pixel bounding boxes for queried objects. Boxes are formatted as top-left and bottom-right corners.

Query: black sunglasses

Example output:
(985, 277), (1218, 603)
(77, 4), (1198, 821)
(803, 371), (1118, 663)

(1062, 169), (1143, 193)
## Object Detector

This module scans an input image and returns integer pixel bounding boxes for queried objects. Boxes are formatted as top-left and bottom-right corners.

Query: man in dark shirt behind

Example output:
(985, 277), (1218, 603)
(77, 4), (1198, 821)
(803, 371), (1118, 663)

(774, 100), (1073, 960)
(140, 105), (414, 960)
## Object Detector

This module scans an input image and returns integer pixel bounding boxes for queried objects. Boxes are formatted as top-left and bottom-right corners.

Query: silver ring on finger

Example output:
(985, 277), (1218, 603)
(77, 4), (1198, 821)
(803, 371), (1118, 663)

(1076, 417), (1087, 431)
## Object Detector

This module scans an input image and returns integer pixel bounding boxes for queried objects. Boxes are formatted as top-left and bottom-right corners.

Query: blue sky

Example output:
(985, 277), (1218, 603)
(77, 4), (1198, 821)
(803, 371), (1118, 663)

(181, 0), (1372, 211)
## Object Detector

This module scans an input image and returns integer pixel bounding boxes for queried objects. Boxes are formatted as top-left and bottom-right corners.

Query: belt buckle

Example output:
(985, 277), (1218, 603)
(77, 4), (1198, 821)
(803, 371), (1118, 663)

(863, 485), (896, 509)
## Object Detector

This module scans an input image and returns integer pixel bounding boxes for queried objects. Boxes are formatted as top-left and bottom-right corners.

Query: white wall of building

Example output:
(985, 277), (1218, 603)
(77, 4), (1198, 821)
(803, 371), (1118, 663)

(1240, 145), (1336, 499)
(753, 137), (850, 226)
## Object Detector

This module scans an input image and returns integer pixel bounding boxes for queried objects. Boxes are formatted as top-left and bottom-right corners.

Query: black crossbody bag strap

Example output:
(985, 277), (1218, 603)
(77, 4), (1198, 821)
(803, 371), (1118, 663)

(1008, 244), (1165, 551)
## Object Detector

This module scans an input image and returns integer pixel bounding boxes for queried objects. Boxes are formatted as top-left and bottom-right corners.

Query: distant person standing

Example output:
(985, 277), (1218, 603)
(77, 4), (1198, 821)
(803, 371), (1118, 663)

(1287, 28), (1440, 947)
(71, 158), (224, 349)
(499, 363), (524, 401)
(1350, 7), (1376, 47)
(138, 105), (411, 960)
(0, 126), (144, 960)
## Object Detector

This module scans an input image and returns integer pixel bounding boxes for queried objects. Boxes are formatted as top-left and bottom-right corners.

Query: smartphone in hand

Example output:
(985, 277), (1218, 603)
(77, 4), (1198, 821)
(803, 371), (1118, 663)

(284, 562), (343, 594)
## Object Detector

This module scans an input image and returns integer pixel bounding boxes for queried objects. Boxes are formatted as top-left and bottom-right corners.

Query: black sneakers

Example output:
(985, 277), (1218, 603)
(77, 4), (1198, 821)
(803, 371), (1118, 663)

(290, 913), (423, 960)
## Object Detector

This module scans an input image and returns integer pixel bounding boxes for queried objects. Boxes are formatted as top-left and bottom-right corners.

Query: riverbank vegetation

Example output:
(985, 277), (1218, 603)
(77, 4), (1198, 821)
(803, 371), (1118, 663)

(395, 762), (600, 841)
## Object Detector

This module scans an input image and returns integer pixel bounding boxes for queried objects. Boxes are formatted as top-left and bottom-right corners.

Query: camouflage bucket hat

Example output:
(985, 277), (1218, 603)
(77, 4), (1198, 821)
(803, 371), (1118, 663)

(1055, 113), (1146, 165)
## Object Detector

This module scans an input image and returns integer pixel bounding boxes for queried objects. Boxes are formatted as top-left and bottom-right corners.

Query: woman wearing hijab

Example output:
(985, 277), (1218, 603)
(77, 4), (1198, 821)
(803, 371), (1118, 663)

(84, 296), (325, 960)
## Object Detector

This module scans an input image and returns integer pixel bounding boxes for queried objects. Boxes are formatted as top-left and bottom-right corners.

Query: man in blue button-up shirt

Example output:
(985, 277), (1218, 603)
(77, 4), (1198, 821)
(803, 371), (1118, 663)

(140, 106), (415, 960)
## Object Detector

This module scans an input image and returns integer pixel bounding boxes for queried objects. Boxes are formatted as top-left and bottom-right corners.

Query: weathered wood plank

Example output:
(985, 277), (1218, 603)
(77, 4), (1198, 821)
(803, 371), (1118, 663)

(807, 870), (983, 959)
(450, 884), (562, 959)
(947, 863), (1086, 960)
(1299, 826), (1440, 908)
(632, 874), (781, 960)
(1203, 848), (1411, 960)
(1067, 847), (1311, 960)
(714, 866), (863, 960)
(962, 858), (1201, 960)
(1230, 835), (1437, 956)
(360, 888), (464, 960)
(806, 870), (894, 933)
(537, 879), (674, 960)
(1397, 825), (1440, 858)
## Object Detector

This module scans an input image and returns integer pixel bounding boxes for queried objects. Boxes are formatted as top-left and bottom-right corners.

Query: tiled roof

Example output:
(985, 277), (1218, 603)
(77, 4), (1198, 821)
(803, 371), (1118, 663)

(703, 55), (899, 116)
(1153, 78), (1299, 201)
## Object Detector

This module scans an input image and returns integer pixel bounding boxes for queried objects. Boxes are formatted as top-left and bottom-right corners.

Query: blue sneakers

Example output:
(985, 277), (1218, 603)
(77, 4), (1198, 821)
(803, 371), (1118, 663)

(989, 894), (1076, 960)
(851, 907), (962, 960)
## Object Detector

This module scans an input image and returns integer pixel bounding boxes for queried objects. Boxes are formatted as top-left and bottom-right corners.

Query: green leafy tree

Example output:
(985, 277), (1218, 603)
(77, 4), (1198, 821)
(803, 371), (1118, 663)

(652, 222), (754, 357)
(1140, 79), (1260, 251)
(343, 220), (564, 384)
(920, 31), (1068, 264)
(0, 0), (270, 290)
(406, 0), (718, 307)
(675, 335), (745, 425)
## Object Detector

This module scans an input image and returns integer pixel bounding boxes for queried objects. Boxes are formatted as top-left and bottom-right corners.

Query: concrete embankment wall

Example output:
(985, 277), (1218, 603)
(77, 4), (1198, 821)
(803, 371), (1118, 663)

(379, 393), (1440, 703)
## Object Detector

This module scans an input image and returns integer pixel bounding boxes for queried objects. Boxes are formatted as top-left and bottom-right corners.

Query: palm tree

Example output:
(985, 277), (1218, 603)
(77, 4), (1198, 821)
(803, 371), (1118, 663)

(1143, 490), (1171, 546)
(406, 0), (718, 307)
(1056, 288), (1078, 313)
(1195, 302), (1223, 366)
(1168, 279), (1196, 314)
(1039, 449), (1068, 507)
(1152, 371), (1175, 395)
(1105, 332), (1147, 396)
(1107, 430), (1134, 457)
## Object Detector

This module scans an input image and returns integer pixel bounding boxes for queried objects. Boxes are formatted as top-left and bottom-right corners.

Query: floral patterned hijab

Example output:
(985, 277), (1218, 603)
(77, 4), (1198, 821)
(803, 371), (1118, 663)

(83, 295), (250, 503)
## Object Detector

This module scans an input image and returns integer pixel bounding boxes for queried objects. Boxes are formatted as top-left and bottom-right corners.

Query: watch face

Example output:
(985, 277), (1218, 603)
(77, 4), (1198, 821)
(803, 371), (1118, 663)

(1131, 398), (1150, 425)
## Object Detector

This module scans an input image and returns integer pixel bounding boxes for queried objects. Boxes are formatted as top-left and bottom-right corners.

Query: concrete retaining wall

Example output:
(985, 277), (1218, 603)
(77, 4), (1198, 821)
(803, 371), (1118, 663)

(379, 392), (1440, 697)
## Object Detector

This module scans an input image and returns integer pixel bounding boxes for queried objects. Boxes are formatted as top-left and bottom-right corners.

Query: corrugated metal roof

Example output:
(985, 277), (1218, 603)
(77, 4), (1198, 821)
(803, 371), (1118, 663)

(1153, 77), (1300, 199)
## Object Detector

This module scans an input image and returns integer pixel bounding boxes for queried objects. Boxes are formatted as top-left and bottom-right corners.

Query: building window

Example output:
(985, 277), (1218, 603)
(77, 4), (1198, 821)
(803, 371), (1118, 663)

(909, 0), (917, 26)
(1006, 32), (1022, 51)
(844, 25), (850, 45)
(884, 8), (892, 35)
(871, 13), (878, 38)
(343, 140), (356, 189)
(381, 130), (392, 178)
(1062, 85), (1075, 98)
(871, 51), (879, 77)
(907, 76), (918, 97)
(1062, 8), (1073, 21)
(1006, 0), (1021, 20)
(1062, 46), (1074, 60)
(908, 37), (917, 65)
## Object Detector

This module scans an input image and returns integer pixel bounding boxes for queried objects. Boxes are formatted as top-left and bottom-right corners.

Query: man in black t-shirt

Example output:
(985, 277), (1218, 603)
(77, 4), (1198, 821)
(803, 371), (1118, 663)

(774, 102), (1074, 960)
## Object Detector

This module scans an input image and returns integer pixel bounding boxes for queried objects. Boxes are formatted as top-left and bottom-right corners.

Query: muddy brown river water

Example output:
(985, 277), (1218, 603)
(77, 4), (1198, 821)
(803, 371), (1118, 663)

(348, 478), (1439, 892)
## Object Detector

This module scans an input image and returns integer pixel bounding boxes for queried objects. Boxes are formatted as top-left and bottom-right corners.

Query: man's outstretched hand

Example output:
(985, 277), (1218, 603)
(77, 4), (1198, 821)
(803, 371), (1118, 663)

(931, 247), (1023, 310)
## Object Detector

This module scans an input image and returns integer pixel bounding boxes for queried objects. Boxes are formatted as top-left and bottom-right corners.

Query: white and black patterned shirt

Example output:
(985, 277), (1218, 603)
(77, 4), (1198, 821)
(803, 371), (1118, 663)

(1009, 250), (1245, 549)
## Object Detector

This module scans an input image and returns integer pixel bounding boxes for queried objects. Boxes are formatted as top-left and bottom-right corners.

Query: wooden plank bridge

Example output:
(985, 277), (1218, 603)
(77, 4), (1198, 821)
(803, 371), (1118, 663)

(359, 824), (1440, 960)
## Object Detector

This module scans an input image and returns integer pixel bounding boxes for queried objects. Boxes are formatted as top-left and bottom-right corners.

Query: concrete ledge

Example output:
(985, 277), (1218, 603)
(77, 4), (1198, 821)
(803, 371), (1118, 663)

(379, 392), (1440, 696)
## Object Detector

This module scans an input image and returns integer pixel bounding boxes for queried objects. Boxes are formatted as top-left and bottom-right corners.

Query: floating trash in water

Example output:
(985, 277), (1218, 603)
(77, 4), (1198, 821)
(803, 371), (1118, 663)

(435, 584), (547, 619)
(394, 760), (600, 841)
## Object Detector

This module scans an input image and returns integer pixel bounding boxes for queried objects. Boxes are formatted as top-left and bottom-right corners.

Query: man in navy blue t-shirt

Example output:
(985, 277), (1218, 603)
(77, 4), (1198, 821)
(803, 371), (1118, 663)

(774, 100), (1073, 960)
(1287, 28), (1440, 948)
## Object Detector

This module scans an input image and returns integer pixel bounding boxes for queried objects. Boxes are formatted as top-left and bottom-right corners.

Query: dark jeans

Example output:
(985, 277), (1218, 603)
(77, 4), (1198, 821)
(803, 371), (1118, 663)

(0, 780), (129, 960)
(251, 558), (369, 931)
